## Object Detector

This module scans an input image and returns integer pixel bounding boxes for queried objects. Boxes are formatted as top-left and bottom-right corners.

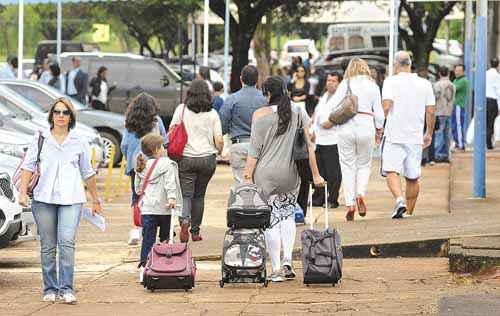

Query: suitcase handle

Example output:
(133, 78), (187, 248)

(236, 211), (264, 216)
(308, 183), (329, 230)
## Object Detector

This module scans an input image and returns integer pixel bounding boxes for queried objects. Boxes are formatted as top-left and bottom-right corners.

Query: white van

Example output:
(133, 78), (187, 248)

(325, 23), (390, 53)
(280, 39), (320, 66)
(0, 154), (23, 248)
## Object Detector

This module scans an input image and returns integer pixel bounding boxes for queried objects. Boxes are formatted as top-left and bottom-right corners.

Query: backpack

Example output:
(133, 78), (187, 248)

(227, 183), (271, 230)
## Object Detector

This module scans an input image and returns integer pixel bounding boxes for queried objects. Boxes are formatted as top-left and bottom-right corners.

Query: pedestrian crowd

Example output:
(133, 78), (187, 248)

(10, 49), (500, 302)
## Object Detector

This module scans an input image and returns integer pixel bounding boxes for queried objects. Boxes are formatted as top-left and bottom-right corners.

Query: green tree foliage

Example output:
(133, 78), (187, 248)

(104, 0), (200, 59)
(0, 5), (41, 59)
(399, 0), (457, 70)
(209, 0), (325, 92)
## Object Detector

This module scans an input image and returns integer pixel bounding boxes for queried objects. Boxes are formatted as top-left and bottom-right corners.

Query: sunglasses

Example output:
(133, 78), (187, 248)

(53, 109), (71, 116)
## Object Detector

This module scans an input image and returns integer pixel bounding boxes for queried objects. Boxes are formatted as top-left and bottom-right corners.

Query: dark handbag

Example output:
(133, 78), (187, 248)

(293, 111), (309, 161)
(132, 158), (160, 227)
(328, 80), (358, 125)
(13, 131), (44, 197)
(226, 183), (271, 229)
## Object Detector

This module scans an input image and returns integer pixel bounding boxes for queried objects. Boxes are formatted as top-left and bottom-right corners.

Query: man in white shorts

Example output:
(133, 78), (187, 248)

(381, 51), (436, 218)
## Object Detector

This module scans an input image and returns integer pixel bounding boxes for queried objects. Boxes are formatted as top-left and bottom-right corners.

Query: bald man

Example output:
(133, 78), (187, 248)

(380, 51), (436, 219)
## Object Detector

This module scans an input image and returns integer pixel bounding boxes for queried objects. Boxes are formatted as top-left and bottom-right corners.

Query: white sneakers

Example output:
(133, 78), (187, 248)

(283, 264), (296, 280)
(42, 293), (56, 303)
(42, 293), (76, 304)
(391, 199), (407, 219)
(60, 293), (77, 304)
(269, 272), (285, 282)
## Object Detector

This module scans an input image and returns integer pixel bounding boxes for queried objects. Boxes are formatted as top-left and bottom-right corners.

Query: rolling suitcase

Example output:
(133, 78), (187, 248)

(143, 209), (196, 292)
(219, 228), (268, 288)
(301, 183), (343, 286)
(227, 183), (271, 230)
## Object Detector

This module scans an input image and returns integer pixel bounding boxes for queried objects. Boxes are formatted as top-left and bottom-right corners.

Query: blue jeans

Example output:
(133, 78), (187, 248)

(434, 116), (451, 160)
(31, 201), (82, 295)
(140, 215), (171, 266)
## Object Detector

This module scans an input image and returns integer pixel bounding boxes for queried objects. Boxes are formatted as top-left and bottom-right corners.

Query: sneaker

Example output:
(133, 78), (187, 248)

(429, 161), (435, 166)
(180, 223), (190, 243)
(42, 293), (56, 303)
(269, 272), (284, 283)
(283, 264), (296, 280)
(391, 200), (407, 219)
(139, 266), (145, 284)
(60, 293), (77, 305)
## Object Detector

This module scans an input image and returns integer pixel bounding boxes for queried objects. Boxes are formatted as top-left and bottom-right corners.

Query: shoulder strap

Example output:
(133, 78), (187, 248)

(138, 158), (160, 195)
(36, 131), (45, 163)
(181, 104), (186, 121)
(346, 80), (352, 95)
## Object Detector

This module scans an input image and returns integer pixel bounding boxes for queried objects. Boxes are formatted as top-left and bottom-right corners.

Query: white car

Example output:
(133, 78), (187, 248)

(280, 39), (320, 67)
(0, 154), (23, 248)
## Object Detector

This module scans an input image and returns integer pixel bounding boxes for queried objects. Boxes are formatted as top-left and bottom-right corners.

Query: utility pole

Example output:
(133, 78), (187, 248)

(473, 0), (488, 198)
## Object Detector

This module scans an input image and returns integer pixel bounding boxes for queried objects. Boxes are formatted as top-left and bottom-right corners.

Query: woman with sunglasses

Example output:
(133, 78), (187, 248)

(18, 97), (102, 304)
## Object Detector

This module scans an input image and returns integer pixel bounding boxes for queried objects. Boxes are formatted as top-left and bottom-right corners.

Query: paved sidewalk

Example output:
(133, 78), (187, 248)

(2, 152), (500, 315)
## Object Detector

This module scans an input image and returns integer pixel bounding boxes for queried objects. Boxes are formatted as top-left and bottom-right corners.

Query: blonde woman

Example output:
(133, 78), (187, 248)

(320, 58), (384, 221)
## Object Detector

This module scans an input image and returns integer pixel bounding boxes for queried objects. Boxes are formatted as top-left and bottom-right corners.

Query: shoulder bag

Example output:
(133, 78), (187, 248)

(328, 80), (358, 125)
(133, 158), (160, 227)
(167, 105), (188, 160)
(13, 131), (44, 198)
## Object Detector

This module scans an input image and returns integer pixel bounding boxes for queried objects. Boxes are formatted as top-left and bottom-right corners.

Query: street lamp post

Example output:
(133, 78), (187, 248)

(473, 0), (488, 198)
(17, 0), (24, 79)
(223, 0), (230, 95)
(203, 0), (209, 66)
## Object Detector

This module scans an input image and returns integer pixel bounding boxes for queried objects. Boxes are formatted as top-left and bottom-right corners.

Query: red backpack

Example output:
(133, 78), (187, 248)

(167, 105), (188, 160)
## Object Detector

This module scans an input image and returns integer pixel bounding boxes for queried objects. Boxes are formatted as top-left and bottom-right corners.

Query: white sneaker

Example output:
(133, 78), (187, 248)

(42, 293), (56, 303)
(128, 228), (141, 246)
(139, 266), (145, 284)
(283, 264), (296, 280)
(391, 200), (407, 219)
(269, 272), (284, 282)
(60, 293), (77, 304)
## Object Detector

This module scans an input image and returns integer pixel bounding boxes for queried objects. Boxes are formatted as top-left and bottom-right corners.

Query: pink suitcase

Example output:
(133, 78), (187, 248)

(143, 210), (196, 292)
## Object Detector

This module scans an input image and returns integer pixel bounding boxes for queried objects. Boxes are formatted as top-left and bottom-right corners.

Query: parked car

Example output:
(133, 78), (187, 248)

(0, 80), (125, 165)
(314, 48), (389, 75)
(34, 40), (100, 66)
(280, 39), (320, 67)
(59, 52), (182, 126)
(0, 168), (22, 249)
(0, 127), (31, 160)
(0, 84), (105, 164)
(167, 64), (224, 84)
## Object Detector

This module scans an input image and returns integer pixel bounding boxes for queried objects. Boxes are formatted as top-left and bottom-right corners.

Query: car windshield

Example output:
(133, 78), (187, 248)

(288, 45), (309, 53)
(0, 96), (31, 119)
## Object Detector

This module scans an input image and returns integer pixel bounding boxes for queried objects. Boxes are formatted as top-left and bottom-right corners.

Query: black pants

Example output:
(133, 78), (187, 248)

(487, 98), (498, 149)
(311, 144), (342, 205)
(178, 155), (217, 235)
(296, 159), (312, 217)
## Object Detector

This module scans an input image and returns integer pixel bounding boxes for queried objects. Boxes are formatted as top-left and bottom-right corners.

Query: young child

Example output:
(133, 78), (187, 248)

(135, 134), (182, 282)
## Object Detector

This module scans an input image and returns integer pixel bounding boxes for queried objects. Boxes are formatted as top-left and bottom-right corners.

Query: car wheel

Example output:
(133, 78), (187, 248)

(99, 131), (121, 166)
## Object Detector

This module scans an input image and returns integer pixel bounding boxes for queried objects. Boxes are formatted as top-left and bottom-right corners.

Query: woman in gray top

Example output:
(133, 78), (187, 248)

(243, 76), (324, 282)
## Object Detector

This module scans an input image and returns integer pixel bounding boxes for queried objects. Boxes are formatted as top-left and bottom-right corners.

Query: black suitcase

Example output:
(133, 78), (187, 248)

(227, 183), (271, 229)
(301, 184), (343, 286)
(219, 228), (268, 288)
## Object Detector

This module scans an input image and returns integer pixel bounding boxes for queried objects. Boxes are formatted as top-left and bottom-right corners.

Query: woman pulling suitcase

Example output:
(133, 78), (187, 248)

(243, 76), (324, 282)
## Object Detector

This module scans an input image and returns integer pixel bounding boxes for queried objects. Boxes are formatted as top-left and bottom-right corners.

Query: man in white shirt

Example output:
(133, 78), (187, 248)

(485, 57), (500, 149)
(381, 51), (436, 219)
(311, 72), (343, 208)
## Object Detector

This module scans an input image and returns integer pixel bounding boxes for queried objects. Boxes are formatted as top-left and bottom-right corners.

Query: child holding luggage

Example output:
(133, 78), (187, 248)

(135, 134), (183, 282)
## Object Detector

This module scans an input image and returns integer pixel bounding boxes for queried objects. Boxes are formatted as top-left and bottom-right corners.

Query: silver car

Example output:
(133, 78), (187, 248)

(0, 80), (125, 165)
(0, 85), (105, 165)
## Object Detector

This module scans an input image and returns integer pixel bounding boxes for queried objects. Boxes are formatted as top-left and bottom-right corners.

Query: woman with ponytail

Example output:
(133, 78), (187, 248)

(243, 76), (324, 282)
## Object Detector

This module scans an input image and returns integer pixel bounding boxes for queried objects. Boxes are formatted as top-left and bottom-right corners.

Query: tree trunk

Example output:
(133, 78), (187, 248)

(230, 30), (251, 92)
(254, 23), (271, 88)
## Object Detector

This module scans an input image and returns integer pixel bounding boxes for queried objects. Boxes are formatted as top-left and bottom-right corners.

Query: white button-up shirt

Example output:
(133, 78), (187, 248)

(66, 68), (79, 95)
(486, 68), (500, 105)
(314, 92), (338, 145)
(21, 128), (96, 205)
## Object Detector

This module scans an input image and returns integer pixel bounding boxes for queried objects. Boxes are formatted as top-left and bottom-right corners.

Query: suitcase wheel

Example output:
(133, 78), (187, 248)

(219, 280), (224, 288)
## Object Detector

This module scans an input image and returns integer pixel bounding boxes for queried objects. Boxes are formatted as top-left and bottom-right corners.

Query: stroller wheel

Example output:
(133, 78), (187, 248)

(219, 280), (225, 288)
(263, 280), (269, 288)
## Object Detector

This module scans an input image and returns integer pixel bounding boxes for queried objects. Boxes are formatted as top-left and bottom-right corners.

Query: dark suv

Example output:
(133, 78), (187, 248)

(34, 40), (99, 66)
(60, 52), (182, 125)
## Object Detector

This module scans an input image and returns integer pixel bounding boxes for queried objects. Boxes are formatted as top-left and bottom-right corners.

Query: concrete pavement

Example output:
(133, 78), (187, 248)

(1, 151), (500, 315)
